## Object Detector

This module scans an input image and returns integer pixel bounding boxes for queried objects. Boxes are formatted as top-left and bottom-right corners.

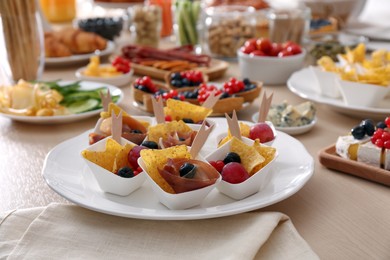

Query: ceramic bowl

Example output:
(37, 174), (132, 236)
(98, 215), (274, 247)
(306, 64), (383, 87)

(138, 153), (221, 210)
(310, 66), (341, 98)
(81, 137), (146, 196)
(237, 48), (306, 85)
(205, 137), (278, 200)
(336, 79), (390, 107)
(76, 65), (133, 87)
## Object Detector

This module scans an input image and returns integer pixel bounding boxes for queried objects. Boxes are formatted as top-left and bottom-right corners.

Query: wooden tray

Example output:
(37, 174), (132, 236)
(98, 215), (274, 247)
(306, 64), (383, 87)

(318, 144), (390, 186)
(132, 59), (229, 81)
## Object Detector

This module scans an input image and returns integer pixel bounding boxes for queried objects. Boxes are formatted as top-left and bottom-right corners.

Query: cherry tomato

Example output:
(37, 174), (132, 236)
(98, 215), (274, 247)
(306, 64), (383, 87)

(278, 49), (293, 57)
(241, 45), (256, 55)
(250, 50), (265, 56)
(256, 38), (272, 54)
(269, 43), (283, 56)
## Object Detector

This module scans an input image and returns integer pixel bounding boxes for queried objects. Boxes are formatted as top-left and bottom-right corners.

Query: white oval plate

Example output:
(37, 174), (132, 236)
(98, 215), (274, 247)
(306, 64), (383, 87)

(42, 118), (314, 220)
(287, 67), (390, 119)
(45, 41), (115, 66)
(252, 112), (317, 135)
(0, 81), (123, 124)
(76, 66), (134, 87)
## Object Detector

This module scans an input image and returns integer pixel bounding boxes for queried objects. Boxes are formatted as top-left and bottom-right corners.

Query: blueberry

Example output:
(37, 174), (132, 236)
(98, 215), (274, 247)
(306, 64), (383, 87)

(179, 137), (186, 141)
(244, 84), (257, 91)
(351, 125), (366, 140)
(179, 163), (196, 178)
(243, 78), (251, 85)
(117, 166), (134, 178)
(182, 118), (194, 123)
(376, 121), (387, 129)
(220, 92), (230, 99)
(171, 72), (181, 80)
(141, 140), (158, 149)
(223, 152), (241, 164)
(360, 119), (375, 136)
(171, 79), (182, 88)
(181, 78), (190, 86)
(131, 129), (143, 134)
(138, 86), (150, 93)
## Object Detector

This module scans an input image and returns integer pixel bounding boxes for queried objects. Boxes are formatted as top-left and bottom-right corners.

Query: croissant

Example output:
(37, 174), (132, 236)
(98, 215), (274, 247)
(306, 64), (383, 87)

(53, 28), (107, 54)
(44, 32), (72, 57)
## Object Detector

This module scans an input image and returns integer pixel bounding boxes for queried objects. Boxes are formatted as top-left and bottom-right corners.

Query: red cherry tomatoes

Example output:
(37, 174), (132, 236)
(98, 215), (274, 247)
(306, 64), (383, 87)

(241, 38), (302, 58)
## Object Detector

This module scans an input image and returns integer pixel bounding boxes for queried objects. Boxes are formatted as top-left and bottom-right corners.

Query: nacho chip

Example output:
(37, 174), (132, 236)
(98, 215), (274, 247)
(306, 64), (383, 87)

(100, 102), (150, 129)
(148, 120), (193, 143)
(229, 137), (265, 176)
(218, 122), (251, 147)
(164, 99), (212, 123)
(252, 140), (276, 172)
(81, 138), (123, 172)
(112, 143), (135, 173)
(140, 145), (191, 193)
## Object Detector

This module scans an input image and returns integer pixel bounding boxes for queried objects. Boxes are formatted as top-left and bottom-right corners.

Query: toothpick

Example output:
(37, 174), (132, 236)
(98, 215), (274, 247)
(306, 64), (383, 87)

(257, 91), (273, 123)
(225, 110), (241, 140)
(111, 110), (122, 143)
(99, 89), (111, 112)
(151, 96), (165, 124)
(190, 121), (214, 158)
(202, 89), (222, 109)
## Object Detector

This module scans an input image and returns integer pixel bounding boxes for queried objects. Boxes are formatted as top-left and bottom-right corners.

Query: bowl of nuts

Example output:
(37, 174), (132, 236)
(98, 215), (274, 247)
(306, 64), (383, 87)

(237, 38), (306, 85)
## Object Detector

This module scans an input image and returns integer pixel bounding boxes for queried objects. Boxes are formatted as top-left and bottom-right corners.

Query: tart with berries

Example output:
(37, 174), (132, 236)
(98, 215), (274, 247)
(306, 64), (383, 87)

(165, 70), (207, 91)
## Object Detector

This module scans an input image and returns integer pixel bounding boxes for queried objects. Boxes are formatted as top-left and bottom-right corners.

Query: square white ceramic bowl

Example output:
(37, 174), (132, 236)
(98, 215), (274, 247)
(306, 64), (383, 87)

(310, 66), (341, 98)
(81, 137), (146, 196)
(336, 78), (390, 107)
(75, 65), (133, 87)
(205, 138), (278, 200)
(237, 49), (306, 85)
(138, 153), (221, 210)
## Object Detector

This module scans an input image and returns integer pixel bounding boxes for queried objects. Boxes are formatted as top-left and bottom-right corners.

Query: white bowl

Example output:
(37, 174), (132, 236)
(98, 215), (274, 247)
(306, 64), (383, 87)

(138, 153), (221, 210)
(237, 48), (306, 85)
(75, 64), (133, 87)
(310, 66), (341, 98)
(336, 79), (390, 108)
(205, 138), (278, 200)
(81, 137), (146, 196)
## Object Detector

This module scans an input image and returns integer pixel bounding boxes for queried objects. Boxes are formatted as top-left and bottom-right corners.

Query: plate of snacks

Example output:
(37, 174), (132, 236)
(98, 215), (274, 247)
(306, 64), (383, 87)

(42, 116), (314, 220)
(287, 44), (390, 119)
(44, 28), (115, 66)
(0, 80), (122, 124)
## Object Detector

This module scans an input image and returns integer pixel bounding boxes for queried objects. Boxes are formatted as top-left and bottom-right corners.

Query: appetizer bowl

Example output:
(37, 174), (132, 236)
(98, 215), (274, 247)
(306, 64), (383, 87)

(76, 65), (133, 87)
(81, 137), (146, 196)
(336, 79), (390, 108)
(138, 152), (221, 210)
(310, 66), (341, 98)
(237, 48), (306, 85)
(206, 137), (278, 200)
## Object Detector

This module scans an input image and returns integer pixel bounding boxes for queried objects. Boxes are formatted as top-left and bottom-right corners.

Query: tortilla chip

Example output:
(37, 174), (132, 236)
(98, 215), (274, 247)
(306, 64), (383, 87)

(112, 143), (135, 173)
(229, 137), (264, 176)
(100, 103), (130, 119)
(147, 120), (193, 143)
(140, 145), (191, 193)
(81, 138), (123, 172)
(252, 140), (276, 172)
(218, 122), (251, 147)
(164, 99), (212, 123)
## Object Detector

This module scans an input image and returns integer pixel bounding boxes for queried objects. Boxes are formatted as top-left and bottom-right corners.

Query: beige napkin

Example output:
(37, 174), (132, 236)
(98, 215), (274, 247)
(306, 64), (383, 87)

(0, 204), (318, 260)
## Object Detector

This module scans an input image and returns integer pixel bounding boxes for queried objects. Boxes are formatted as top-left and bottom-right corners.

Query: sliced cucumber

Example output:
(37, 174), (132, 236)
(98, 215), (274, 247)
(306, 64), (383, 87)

(67, 99), (100, 114)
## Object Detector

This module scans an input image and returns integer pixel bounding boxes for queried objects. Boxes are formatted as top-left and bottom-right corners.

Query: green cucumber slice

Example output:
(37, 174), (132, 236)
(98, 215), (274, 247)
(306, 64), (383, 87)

(67, 99), (100, 114)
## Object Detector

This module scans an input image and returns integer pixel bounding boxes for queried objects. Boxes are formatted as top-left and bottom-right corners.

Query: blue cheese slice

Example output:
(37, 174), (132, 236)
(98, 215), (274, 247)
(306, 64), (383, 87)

(267, 101), (316, 127)
(357, 142), (382, 168)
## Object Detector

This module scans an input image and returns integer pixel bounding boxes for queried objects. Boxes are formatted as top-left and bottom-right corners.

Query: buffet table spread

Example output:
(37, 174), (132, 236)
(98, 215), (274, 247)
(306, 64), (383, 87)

(1, 1), (390, 259)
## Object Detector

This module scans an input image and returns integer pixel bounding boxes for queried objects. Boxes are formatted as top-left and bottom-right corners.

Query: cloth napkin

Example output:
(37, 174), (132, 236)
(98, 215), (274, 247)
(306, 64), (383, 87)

(0, 203), (318, 260)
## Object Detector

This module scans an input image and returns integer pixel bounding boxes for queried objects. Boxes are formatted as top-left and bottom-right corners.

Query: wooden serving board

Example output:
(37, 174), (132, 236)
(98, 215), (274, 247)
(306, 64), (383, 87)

(132, 59), (229, 81)
(318, 144), (390, 187)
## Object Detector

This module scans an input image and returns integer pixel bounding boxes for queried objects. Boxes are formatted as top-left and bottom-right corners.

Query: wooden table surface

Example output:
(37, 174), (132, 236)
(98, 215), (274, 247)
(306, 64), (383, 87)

(1, 1), (390, 259)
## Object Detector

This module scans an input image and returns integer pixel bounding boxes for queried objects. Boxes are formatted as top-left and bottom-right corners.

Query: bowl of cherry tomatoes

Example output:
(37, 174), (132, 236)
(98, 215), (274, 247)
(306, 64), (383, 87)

(237, 38), (306, 85)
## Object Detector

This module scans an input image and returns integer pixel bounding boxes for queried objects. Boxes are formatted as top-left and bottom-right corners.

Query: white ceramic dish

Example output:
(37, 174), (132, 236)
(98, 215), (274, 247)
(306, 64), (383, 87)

(310, 66), (341, 98)
(205, 138), (278, 200)
(0, 81), (123, 124)
(42, 118), (314, 220)
(287, 67), (390, 119)
(82, 137), (145, 196)
(251, 112), (317, 135)
(45, 41), (115, 66)
(237, 48), (306, 85)
(75, 66), (133, 87)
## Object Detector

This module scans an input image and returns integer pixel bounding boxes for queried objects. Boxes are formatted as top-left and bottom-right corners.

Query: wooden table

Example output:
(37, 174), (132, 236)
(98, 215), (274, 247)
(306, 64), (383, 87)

(1, 1), (390, 259)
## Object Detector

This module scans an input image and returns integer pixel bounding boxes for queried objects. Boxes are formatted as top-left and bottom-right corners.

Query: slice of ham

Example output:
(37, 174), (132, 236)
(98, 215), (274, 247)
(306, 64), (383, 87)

(158, 158), (220, 193)
(161, 131), (197, 148)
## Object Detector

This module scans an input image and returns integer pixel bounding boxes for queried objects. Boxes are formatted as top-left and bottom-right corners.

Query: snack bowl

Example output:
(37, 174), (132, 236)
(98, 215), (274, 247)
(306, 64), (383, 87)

(138, 146), (221, 210)
(76, 65), (133, 87)
(336, 79), (390, 108)
(274, 117), (317, 135)
(237, 48), (306, 85)
(205, 137), (278, 200)
(81, 137), (146, 196)
(310, 66), (341, 98)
